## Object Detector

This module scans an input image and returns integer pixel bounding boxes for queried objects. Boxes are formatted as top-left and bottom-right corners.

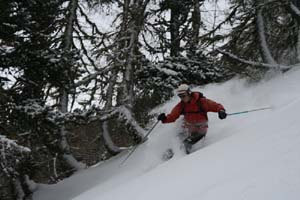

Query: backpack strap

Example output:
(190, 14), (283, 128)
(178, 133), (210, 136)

(196, 92), (206, 113)
(181, 92), (206, 115)
(181, 102), (184, 115)
(195, 92), (208, 120)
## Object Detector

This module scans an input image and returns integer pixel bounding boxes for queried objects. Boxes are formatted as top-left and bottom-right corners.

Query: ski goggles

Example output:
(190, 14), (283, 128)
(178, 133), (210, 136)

(178, 93), (188, 98)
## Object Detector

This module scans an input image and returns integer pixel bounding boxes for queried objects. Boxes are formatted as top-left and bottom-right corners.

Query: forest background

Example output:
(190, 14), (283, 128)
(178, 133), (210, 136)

(1, 0), (300, 199)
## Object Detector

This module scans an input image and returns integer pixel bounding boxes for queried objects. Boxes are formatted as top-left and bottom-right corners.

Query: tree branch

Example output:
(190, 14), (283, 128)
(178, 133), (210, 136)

(73, 65), (113, 88)
(290, 2), (300, 16)
(199, 6), (238, 40)
(118, 106), (146, 138)
(217, 49), (292, 70)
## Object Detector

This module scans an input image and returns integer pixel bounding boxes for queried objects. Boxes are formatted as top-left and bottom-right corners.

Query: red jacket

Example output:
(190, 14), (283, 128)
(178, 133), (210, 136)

(162, 92), (225, 124)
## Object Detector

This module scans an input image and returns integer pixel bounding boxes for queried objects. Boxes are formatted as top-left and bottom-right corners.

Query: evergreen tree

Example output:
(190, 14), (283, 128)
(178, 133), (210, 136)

(217, 0), (300, 79)
(139, 0), (224, 104)
(0, 0), (83, 197)
(4, 0), (300, 198)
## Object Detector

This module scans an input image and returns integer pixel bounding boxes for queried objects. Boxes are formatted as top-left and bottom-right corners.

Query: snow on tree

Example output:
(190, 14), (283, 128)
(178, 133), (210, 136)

(0, 134), (31, 200)
(2, 0), (300, 199)
(215, 0), (300, 79)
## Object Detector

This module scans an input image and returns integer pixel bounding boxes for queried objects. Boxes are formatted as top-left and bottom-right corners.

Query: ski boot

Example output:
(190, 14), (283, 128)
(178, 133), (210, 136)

(162, 148), (174, 161)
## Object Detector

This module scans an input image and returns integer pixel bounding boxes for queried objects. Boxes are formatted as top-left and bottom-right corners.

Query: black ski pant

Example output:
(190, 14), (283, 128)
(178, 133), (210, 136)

(183, 131), (206, 154)
(184, 131), (206, 144)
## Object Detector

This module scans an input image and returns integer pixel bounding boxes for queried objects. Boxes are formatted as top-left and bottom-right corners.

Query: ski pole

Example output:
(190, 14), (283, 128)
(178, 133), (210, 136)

(120, 120), (160, 166)
(227, 106), (273, 116)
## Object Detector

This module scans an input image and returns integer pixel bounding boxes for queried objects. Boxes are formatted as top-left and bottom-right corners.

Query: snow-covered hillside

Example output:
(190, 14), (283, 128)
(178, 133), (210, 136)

(34, 69), (300, 200)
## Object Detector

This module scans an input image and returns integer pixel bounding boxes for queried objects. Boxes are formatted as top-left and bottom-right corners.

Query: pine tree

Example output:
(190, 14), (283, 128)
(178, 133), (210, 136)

(0, 0), (84, 197)
(217, 0), (300, 79)
(137, 0), (224, 105)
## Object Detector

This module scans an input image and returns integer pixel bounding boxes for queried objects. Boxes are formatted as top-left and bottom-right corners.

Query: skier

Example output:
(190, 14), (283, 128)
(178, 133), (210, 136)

(157, 84), (227, 154)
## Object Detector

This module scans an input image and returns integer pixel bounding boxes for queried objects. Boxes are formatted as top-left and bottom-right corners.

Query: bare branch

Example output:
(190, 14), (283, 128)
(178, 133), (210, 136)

(199, 6), (238, 40)
(73, 25), (97, 68)
(77, 4), (106, 36)
(217, 49), (292, 70)
(73, 66), (113, 87)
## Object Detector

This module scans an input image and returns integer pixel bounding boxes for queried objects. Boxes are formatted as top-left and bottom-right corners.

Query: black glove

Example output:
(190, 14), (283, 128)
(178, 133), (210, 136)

(218, 110), (227, 120)
(157, 113), (167, 121)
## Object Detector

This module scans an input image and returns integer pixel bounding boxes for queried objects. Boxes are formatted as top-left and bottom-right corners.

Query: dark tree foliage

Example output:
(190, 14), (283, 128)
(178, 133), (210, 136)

(139, 0), (224, 110)
(0, 0), (76, 100)
(6, 0), (300, 198)
(0, 0), (81, 198)
(218, 0), (300, 78)
(135, 50), (223, 121)
(159, 0), (194, 56)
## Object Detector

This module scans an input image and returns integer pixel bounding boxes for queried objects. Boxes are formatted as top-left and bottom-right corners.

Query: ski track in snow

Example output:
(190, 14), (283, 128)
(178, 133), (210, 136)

(33, 68), (300, 200)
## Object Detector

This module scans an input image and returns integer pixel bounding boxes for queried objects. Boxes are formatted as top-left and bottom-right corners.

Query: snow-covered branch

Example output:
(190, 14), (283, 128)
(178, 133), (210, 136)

(15, 101), (120, 126)
(217, 49), (292, 70)
(118, 106), (146, 138)
(290, 2), (300, 16)
(73, 66), (113, 88)
(0, 135), (30, 153)
(102, 122), (131, 155)
(0, 135), (30, 177)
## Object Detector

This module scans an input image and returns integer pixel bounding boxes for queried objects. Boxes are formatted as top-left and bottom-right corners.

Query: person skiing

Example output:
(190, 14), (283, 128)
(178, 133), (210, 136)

(157, 84), (227, 154)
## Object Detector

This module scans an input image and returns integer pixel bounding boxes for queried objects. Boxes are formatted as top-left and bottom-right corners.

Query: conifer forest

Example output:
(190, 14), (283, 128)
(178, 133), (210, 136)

(1, 0), (300, 199)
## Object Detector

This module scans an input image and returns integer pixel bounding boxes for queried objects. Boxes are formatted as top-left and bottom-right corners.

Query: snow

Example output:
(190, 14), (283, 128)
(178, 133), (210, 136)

(0, 135), (31, 153)
(156, 65), (179, 76)
(118, 106), (147, 137)
(33, 68), (300, 200)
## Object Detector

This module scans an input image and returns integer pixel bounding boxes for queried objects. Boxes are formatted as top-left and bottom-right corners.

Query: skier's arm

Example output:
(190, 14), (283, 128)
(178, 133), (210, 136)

(162, 103), (182, 123)
(201, 98), (225, 112)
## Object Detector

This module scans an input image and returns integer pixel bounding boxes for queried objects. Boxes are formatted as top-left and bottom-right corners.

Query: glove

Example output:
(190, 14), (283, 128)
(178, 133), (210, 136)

(218, 110), (227, 120)
(157, 113), (167, 121)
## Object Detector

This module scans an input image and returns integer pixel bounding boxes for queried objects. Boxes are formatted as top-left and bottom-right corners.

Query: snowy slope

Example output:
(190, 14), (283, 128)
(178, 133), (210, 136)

(34, 69), (300, 200)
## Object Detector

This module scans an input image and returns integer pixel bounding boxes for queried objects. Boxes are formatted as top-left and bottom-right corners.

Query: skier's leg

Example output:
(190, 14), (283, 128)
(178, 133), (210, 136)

(183, 130), (207, 154)
(183, 138), (193, 154)
(189, 132), (206, 144)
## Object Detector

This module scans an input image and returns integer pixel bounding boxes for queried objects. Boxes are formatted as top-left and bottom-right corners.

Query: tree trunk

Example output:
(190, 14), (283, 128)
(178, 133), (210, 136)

(117, 0), (145, 107)
(99, 0), (149, 153)
(101, 70), (123, 155)
(119, 0), (148, 139)
(255, 6), (276, 65)
(190, 0), (201, 53)
(290, 1), (300, 62)
(59, 0), (86, 171)
(170, 4), (181, 57)
(13, 178), (25, 200)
